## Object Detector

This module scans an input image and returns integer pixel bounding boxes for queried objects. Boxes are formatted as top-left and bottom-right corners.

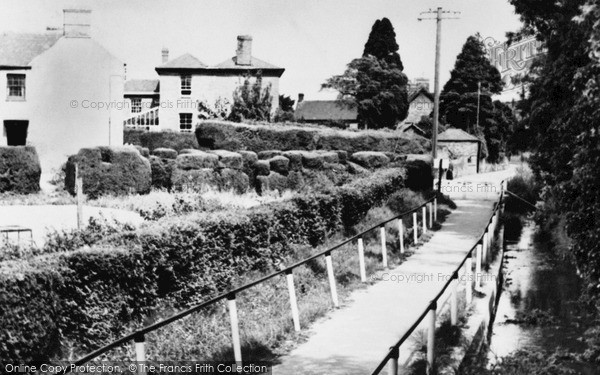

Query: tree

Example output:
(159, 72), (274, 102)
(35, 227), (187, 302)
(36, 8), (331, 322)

(323, 18), (409, 129)
(274, 94), (296, 122)
(440, 35), (514, 162)
(228, 71), (272, 122)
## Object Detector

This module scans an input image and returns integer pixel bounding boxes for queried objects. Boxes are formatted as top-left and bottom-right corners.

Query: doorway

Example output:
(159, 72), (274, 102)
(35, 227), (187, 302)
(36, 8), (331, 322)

(4, 120), (29, 146)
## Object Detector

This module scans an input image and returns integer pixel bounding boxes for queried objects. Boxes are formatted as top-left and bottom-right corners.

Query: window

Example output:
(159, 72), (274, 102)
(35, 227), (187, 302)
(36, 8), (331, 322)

(7, 74), (25, 100)
(180, 75), (191, 96)
(179, 113), (193, 132)
(131, 98), (142, 113)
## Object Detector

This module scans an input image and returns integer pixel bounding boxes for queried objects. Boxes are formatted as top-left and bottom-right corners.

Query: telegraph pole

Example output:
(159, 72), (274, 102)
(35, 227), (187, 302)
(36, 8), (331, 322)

(418, 7), (460, 158)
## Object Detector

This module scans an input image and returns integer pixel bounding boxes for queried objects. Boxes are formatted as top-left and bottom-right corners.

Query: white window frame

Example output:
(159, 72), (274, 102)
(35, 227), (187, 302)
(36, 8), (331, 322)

(131, 98), (142, 113)
(179, 113), (193, 132)
(7, 74), (25, 100)
(180, 75), (191, 96)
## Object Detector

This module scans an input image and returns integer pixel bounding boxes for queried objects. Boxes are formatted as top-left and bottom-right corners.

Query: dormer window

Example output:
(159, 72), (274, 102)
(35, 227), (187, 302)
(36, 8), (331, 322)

(181, 75), (191, 96)
(7, 74), (25, 100)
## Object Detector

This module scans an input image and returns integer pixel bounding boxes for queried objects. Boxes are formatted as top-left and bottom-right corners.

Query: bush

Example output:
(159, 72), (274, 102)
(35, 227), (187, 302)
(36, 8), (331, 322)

(195, 120), (428, 154)
(0, 168), (409, 360)
(404, 159), (433, 191)
(505, 166), (539, 214)
(65, 147), (152, 199)
(124, 130), (199, 152)
(0, 146), (41, 194)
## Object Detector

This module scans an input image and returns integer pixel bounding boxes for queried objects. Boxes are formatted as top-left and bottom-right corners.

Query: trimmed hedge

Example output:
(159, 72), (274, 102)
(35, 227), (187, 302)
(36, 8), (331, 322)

(65, 147), (152, 198)
(0, 146), (41, 194)
(125, 130), (199, 152)
(195, 121), (429, 154)
(1, 168), (406, 361)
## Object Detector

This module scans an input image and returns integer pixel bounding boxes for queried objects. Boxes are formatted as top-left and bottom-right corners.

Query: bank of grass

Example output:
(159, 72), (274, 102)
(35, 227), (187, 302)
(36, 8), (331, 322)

(67, 192), (455, 362)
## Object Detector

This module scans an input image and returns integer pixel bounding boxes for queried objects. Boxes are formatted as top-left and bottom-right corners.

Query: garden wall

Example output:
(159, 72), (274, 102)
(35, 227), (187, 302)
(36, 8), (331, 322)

(0, 168), (409, 361)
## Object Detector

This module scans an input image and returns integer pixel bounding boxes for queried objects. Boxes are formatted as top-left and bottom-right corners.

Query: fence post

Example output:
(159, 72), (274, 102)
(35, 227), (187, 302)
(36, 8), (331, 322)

(388, 346), (399, 375)
(427, 301), (437, 375)
(451, 273), (459, 326)
(465, 256), (473, 305)
(422, 206), (427, 234)
(428, 202), (433, 228)
(398, 218), (405, 254)
(227, 294), (242, 363)
(134, 334), (145, 374)
(434, 197), (438, 222)
(413, 212), (419, 244)
(75, 164), (84, 229)
(476, 244), (483, 291)
(286, 270), (301, 332)
(380, 226), (388, 268)
(358, 237), (366, 282)
(325, 252), (339, 308)
(482, 232), (488, 266)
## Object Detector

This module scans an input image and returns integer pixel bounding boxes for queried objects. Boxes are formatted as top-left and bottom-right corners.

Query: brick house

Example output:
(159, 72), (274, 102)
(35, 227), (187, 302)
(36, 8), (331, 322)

(0, 9), (124, 174)
(124, 35), (284, 132)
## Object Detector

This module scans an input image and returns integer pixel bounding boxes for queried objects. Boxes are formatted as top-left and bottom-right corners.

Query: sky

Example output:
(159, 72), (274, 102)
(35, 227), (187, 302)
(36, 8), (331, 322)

(0, 0), (523, 101)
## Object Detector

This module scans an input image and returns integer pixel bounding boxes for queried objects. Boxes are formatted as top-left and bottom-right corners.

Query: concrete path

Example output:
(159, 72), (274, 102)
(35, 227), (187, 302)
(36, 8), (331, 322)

(272, 198), (496, 374)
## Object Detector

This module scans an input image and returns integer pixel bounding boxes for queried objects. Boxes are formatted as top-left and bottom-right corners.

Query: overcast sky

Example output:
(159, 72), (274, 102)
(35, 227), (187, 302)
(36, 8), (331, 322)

(0, 0), (522, 101)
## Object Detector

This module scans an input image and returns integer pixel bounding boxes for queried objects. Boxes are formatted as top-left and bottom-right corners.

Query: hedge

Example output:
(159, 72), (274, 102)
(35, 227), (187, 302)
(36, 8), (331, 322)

(0, 146), (41, 194)
(195, 120), (428, 154)
(125, 130), (199, 152)
(0, 168), (407, 361)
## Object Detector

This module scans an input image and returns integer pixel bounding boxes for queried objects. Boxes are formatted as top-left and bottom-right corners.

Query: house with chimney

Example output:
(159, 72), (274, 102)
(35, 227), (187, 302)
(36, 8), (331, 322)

(124, 35), (285, 132)
(0, 9), (124, 174)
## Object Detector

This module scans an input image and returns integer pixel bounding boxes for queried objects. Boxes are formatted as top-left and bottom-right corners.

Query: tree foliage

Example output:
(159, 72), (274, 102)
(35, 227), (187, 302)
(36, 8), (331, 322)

(228, 72), (273, 122)
(440, 35), (515, 162)
(510, 0), (600, 298)
(323, 18), (409, 129)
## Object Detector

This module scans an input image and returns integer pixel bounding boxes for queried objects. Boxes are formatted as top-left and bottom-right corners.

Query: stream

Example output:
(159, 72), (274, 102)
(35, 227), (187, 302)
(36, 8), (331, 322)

(485, 220), (600, 373)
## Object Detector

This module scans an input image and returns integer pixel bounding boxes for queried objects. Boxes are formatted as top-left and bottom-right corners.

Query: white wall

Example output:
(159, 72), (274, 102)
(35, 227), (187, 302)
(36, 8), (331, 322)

(0, 37), (125, 175)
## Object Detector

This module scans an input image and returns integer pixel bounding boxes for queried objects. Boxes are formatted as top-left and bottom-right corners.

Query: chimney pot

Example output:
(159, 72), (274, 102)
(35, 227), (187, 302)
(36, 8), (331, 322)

(63, 9), (91, 38)
(236, 35), (253, 66)
(162, 48), (169, 64)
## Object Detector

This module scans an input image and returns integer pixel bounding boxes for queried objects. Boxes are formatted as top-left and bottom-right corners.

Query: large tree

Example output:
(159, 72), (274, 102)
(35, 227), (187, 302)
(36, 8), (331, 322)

(323, 18), (409, 129)
(228, 72), (273, 122)
(440, 35), (513, 162)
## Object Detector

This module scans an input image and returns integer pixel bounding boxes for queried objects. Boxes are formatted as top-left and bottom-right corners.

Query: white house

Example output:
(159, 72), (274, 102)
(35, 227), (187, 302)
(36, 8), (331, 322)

(0, 9), (124, 174)
(124, 35), (284, 132)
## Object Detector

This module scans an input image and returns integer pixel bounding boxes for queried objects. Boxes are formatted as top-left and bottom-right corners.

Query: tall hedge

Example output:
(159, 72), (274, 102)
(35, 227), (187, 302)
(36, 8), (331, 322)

(0, 146), (41, 194)
(1, 168), (407, 361)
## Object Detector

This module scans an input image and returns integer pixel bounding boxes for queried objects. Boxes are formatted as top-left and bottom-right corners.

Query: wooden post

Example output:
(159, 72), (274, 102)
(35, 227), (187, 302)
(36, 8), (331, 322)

(422, 206), (427, 234)
(134, 335), (146, 373)
(227, 294), (242, 363)
(427, 301), (437, 374)
(428, 202), (433, 228)
(450, 274), (458, 325)
(380, 226), (388, 268)
(75, 164), (84, 229)
(482, 232), (488, 266)
(388, 346), (399, 375)
(476, 244), (483, 290)
(358, 237), (366, 282)
(413, 212), (419, 244)
(398, 218), (405, 254)
(437, 158), (443, 192)
(465, 256), (473, 305)
(325, 252), (339, 308)
(286, 270), (301, 332)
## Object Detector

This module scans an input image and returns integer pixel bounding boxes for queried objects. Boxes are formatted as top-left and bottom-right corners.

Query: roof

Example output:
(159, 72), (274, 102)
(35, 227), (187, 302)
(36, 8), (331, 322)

(0, 32), (62, 67)
(159, 53), (207, 69)
(125, 79), (159, 93)
(438, 128), (480, 142)
(295, 100), (357, 121)
(398, 122), (425, 136)
(408, 86), (434, 102)
(214, 56), (282, 70)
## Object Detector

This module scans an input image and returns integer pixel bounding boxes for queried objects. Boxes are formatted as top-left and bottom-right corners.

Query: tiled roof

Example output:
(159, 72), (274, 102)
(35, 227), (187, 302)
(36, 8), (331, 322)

(295, 100), (357, 121)
(398, 122), (425, 136)
(159, 53), (207, 69)
(0, 32), (62, 67)
(124, 79), (159, 93)
(438, 128), (480, 141)
(214, 56), (282, 70)
(408, 86), (434, 102)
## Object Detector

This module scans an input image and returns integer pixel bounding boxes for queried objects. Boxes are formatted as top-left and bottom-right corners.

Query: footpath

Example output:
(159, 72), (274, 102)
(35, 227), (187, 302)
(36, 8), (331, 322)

(272, 170), (511, 375)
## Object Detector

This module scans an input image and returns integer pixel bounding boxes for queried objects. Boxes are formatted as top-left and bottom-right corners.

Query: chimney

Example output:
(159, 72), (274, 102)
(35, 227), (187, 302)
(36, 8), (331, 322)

(63, 9), (91, 38)
(161, 47), (169, 64)
(236, 35), (253, 66)
(298, 93), (304, 103)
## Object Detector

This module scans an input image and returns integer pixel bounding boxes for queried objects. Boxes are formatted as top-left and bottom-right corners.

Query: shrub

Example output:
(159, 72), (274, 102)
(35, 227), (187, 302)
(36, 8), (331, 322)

(228, 72), (273, 122)
(149, 156), (175, 190)
(124, 130), (199, 152)
(0, 146), (41, 194)
(505, 166), (539, 214)
(404, 159), (433, 191)
(65, 147), (152, 199)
